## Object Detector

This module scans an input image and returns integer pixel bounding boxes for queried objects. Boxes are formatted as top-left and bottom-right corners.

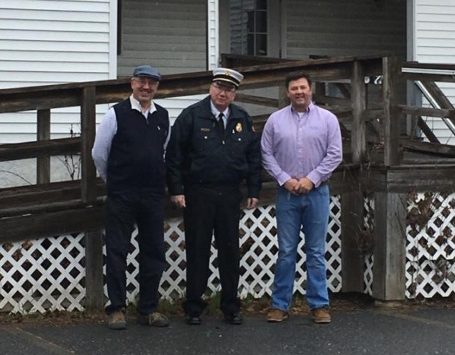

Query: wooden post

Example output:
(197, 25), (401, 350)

(351, 61), (366, 163)
(81, 86), (97, 204)
(383, 57), (402, 166)
(37, 109), (50, 184)
(372, 190), (407, 301)
(84, 230), (104, 310)
(341, 186), (365, 293)
(340, 63), (366, 292)
(81, 86), (104, 310)
(341, 61), (366, 292)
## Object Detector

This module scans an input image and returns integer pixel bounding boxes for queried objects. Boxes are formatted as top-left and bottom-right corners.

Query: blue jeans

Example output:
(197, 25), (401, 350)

(271, 184), (330, 311)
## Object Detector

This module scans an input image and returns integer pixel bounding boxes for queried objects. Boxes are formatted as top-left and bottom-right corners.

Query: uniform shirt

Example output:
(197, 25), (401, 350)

(92, 95), (171, 182)
(261, 102), (342, 187)
(210, 101), (229, 128)
(166, 95), (262, 197)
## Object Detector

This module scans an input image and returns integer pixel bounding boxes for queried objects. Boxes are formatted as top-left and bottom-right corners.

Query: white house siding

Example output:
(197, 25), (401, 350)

(117, 0), (207, 76)
(413, 0), (455, 144)
(284, 0), (406, 59)
(0, 0), (117, 143)
(117, 0), (212, 126)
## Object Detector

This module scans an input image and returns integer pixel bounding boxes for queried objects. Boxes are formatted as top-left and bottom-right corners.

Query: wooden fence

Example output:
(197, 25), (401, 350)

(1, 55), (455, 310)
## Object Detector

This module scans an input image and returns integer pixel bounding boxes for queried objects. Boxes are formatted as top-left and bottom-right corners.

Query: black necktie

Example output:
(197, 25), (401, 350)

(217, 113), (225, 136)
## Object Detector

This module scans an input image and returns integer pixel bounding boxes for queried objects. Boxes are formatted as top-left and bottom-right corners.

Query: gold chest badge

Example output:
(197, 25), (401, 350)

(235, 122), (243, 133)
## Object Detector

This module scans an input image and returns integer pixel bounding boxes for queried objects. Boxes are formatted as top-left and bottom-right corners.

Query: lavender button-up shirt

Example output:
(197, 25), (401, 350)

(261, 103), (342, 187)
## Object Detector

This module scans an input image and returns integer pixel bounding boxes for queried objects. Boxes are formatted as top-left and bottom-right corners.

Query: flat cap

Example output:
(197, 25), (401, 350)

(132, 65), (161, 81)
(212, 67), (244, 88)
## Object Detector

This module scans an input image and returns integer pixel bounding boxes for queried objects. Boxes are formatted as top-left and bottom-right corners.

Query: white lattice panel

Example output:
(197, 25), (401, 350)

(406, 192), (455, 298)
(0, 234), (86, 313)
(121, 198), (342, 306)
(363, 196), (375, 295)
(1, 197), (342, 314)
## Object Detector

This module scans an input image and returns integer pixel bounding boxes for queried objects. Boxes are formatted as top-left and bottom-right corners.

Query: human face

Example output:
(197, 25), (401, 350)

(131, 76), (159, 107)
(209, 81), (236, 112)
(286, 77), (313, 112)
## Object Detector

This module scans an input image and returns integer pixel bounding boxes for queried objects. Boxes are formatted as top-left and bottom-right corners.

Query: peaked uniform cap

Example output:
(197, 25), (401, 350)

(212, 68), (244, 88)
(132, 65), (161, 81)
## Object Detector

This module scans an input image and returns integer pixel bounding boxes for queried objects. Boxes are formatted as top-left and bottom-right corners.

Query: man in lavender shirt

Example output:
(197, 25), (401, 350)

(261, 72), (342, 324)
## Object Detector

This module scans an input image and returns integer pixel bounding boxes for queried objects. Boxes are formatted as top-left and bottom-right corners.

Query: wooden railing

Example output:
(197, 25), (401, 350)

(1, 55), (455, 307)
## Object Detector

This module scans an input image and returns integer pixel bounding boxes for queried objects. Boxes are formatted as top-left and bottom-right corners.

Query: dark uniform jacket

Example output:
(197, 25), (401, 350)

(166, 95), (261, 197)
(107, 99), (169, 194)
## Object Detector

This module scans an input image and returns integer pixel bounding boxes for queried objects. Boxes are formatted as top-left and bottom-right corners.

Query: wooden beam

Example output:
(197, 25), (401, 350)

(79, 86), (103, 311)
(0, 205), (104, 243)
(417, 117), (440, 143)
(373, 191), (407, 301)
(362, 165), (455, 193)
(235, 93), (279, 107)
(37, 109), (51, 184)
(401, 140), (455, 157)
(351, 61), (367, 163)
(398, 104), (455, 119)
(0, 180), (105, 210)
(0, 56), (384, 114)
(84, 230), (104, 311)
(383, 57), (402, 166)
(81, 86), (97, 204)
(0, 137), (81, 162)
(341, 186), (365, 292)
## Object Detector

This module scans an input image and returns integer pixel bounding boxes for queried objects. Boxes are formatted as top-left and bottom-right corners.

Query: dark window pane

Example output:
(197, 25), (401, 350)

(256, 34), (267, 56)
(255, 11), (267, 33)
(247, 34), (255, 55)
(256, 0), (267, 10)
(247, 11), (254, 33)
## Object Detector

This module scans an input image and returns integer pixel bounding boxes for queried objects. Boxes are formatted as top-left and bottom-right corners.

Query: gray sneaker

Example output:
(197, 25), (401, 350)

(137, 312), (170, 327)
(108, 310), (127, 330)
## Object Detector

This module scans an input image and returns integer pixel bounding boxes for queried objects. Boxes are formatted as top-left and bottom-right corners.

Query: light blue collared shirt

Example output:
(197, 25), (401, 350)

(261, 103), (342, 187)
(210, 101), (229, 128)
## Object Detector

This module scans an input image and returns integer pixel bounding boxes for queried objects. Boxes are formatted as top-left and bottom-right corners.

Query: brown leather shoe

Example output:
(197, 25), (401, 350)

(137, 311), (170, 327)
(311, 308), (331, 324)
(108, 310), (127, 330)
(267, 308), (289, 323)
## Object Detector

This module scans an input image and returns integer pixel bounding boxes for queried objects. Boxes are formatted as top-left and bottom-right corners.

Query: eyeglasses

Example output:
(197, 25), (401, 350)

(132, 77), (159, 87)
(212, 82), (236, 93)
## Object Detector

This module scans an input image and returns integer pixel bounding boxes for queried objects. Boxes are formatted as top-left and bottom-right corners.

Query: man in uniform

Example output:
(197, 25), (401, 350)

(166, 68), (262, 325)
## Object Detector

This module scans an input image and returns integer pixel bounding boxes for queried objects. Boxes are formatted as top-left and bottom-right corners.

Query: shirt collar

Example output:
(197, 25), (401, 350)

(210, 100), (230, 119)
(129, 94), (157, 116)
(290, 102), (314, 115)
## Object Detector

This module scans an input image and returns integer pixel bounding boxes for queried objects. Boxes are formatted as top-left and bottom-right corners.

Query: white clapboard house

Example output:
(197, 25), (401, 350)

(0, 0), (453, 145)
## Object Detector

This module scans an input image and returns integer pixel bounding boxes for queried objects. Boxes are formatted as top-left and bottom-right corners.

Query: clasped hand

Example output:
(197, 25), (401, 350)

(283, 177), (314, 195)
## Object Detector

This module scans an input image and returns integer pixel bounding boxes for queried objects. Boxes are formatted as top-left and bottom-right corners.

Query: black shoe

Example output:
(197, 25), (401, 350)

(224, 312), (243, 325)
(186, 314), (201, 325)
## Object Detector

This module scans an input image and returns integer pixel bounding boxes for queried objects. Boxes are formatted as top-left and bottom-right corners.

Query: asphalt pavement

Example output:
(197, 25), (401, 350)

(1, 303), (455, 355)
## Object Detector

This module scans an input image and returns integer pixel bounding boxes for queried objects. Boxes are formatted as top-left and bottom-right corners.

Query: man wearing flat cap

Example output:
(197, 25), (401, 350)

(92, 64), (171, 330)
(166, 67), (262, 325)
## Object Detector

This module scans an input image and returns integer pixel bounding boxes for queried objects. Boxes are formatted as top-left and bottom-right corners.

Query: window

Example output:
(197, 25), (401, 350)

(230, 0), (268, 56)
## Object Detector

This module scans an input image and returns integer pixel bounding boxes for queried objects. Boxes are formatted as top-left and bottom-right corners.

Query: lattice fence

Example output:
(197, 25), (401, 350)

(363, 195), (375, 295)
(0, 235), (86, 313)
(2, 193), (455, 314)
(406, 192), (455, 298)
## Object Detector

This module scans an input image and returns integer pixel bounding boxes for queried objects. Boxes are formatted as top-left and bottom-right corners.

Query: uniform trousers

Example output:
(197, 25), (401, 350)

(183, 185), (242, 317)
(105, 189), (166, 315)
